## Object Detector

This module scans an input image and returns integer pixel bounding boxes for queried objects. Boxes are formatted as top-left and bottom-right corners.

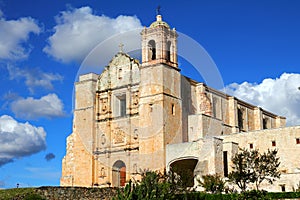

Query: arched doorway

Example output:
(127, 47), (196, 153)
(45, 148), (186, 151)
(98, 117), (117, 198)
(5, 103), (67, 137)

(170, 158), (198, 187)
(112, 160), (126, 187)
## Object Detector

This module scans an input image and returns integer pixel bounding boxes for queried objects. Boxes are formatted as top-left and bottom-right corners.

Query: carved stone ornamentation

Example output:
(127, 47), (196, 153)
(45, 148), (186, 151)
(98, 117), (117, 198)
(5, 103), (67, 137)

(100, 167), (106, 177)
(133, 163), (138, 174)
(132, 91), (139, 106)
(100, 98), (108, 114)
(101, 134), (106, 145)
(113, 128), (125, 144)
(133, 129), (138, 140)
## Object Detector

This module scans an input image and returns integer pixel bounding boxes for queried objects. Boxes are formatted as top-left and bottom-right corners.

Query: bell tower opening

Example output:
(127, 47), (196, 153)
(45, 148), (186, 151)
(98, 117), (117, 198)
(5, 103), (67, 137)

(141, 14), (178, 68)
(166, 41), (171, 61)
(148, 40), (156, 60)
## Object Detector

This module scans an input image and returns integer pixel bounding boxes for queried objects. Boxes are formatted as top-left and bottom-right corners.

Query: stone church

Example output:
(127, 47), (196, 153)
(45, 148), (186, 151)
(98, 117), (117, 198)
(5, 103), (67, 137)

(61, 14), (300, 192)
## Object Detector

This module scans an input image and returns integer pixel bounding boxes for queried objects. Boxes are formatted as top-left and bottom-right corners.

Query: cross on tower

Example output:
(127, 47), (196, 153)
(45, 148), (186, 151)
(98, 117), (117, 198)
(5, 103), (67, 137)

(156, 5), (161, 15)
(119, 43), (124, 52)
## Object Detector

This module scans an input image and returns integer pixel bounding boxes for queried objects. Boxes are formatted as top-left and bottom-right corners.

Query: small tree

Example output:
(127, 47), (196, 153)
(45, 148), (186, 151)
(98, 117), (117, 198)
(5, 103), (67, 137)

(229, 148), (280, 191)
(198, 174), (225, 193)
(228, 148), (258, 191)
(253, 149), (281, 190)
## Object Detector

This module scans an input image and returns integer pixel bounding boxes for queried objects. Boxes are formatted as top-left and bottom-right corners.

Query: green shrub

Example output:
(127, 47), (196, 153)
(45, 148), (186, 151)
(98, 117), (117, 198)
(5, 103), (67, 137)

(175, 191), (300, 200)
(198, 174), (226, 194)
(267, 192), (300, 199)
(238, 190), (269, 200)
(113, 170), (186, 200)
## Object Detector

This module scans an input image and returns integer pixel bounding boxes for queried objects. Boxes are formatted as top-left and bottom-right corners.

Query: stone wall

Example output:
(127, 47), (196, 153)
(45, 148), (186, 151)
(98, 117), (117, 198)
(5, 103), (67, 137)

(221, 126), (300, 192)
(34, 186), (118, 200)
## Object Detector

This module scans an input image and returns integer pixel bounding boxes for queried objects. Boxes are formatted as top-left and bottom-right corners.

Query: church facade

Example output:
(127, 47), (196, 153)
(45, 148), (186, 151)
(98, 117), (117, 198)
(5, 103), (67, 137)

(61, 14), (300, 192)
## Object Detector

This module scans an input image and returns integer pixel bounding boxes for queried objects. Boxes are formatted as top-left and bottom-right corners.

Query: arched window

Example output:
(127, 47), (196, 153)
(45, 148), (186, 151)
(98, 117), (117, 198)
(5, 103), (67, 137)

(148, 40), (156, 60)
(166, 41), (171, 61)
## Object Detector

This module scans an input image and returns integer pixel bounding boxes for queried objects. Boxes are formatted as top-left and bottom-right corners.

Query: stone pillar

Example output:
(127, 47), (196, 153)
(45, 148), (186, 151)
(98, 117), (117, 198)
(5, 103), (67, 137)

(254, 107), (262, 130)
(228, 97), (238, 133)
(213, 137), (224, 175)
(275, 116), (286, 128)
(222, 142), (239, 174)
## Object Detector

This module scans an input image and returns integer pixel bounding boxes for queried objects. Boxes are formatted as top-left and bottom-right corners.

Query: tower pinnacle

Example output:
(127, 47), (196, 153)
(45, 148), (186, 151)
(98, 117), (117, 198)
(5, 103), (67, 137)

(156, 5), (161, 15)
(141, 11), (178, 68)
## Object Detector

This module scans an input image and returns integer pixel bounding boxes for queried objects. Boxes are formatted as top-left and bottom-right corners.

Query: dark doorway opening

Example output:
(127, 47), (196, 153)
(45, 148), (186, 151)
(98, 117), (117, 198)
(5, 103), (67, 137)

(223, 151), (228, 177)
(170, 159), (198, 187)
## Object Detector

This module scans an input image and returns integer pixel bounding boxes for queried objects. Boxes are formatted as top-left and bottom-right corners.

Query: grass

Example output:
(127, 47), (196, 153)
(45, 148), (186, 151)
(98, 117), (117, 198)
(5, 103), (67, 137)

(0, 188), (45, 200)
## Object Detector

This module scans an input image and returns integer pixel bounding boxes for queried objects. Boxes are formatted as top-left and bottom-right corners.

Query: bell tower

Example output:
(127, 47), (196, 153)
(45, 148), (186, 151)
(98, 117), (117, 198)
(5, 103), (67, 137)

(139, 13), (182, 172)
(141, 14), (178, 68)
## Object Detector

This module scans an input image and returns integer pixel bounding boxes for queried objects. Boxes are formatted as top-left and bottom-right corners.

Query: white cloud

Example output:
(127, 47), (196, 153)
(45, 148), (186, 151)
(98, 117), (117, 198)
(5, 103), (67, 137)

(1, 91), (20, 110)
(7, 64), (63, 93)
(11, 93), (65, 120)
(3, 91), (20, 101)
(0, 115), (46, 166)
(43, 6), (142, 63)
(225, 73), (300, 126)
(0, 14), (40, 60)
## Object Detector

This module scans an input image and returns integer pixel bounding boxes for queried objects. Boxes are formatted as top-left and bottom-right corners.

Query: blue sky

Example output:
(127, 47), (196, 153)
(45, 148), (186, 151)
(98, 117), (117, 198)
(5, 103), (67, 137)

(0, 0), (299, 188)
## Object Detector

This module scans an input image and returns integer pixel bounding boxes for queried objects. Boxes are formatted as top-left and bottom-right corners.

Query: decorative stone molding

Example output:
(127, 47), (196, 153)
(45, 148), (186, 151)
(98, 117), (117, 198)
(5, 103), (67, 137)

(113, 128), (126, 144)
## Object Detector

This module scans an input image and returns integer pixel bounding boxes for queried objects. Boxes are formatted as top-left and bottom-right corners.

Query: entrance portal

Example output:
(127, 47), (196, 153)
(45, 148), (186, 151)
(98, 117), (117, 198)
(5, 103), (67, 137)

(112, 160), (126, 187)
(170, 159), (198, 187)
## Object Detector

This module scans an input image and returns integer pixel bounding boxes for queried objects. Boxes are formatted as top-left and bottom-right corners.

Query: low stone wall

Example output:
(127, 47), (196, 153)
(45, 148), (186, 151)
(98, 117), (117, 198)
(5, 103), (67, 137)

(34, 186), (118, 200)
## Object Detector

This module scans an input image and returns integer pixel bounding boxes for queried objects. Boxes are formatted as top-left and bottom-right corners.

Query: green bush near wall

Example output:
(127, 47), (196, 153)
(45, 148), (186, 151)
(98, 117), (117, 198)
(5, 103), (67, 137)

(267, 192), (300, 199)
(176, 191), (300, 200)
(176, 193), (238, 200)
